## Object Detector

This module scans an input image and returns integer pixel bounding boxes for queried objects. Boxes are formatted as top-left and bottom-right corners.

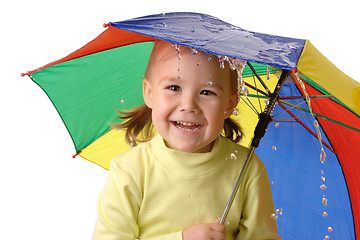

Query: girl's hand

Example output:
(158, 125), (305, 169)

(182, 218), (226, 240)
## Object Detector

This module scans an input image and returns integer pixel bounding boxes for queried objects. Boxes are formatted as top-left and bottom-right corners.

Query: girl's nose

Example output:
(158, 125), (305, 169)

(178, 94), (199, 113)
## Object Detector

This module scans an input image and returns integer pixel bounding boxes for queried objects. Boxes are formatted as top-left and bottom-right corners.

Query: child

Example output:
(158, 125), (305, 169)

(92, 40), (281, 240)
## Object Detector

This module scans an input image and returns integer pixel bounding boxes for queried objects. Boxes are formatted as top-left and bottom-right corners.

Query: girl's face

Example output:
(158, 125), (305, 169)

(143, 43), (237, 153)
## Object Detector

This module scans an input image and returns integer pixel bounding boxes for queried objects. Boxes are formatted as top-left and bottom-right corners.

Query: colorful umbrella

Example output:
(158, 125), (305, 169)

(23, 12), (360, 239)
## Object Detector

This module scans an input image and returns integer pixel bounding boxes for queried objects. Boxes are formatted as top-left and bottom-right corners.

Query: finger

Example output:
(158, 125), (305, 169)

(214, 218), (221, 224)
(211, 222), (226, 233)
(210, 230), (226, 240)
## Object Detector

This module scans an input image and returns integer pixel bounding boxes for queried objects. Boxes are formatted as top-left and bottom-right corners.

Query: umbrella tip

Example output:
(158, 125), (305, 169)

(103, 23), (110, 28)
(21, 72), (29, 77)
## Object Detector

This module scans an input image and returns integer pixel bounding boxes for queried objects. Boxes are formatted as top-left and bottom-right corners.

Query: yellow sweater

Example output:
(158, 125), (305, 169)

(93, 135), (281, 240)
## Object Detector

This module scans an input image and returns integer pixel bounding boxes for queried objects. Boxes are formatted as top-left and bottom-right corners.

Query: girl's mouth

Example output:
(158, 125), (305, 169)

(173, 121), (202, 132)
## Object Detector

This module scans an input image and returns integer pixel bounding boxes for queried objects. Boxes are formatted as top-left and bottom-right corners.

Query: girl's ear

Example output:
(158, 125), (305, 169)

(143, 78), (153, 109)
(224, 94), (238, 119)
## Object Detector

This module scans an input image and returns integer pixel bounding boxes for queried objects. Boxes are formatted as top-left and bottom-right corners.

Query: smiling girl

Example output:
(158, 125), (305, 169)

(92, 40), (281, 240)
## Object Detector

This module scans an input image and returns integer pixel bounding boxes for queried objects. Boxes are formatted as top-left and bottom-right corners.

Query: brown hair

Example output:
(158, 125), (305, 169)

(113, 40), (243, 146)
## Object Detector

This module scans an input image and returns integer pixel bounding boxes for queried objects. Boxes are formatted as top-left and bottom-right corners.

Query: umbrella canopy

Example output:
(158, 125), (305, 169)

(24, 12), (360, 239)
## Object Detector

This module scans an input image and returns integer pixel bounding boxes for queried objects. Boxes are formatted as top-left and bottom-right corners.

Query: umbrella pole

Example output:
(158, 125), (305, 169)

(220, 69), (290, 224)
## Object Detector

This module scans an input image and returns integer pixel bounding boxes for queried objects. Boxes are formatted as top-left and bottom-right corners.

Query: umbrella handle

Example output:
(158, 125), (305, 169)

(220, 69), (290, 225)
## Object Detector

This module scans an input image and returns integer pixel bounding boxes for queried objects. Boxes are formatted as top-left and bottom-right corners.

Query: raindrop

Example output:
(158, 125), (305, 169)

(321, 170), (325, 175)
(271, 213), (278, 220)
(272, 146), (277, 151)
(226, 221), (230, 225)
(320, 148), (326, 164)
(177, 75), (183, 80)
(120, 99), (124, 104)
(324, 236), (330, 240)
(188, 195), (193, 199)
(321, 176), (326, 182)
(207, 81), (213, 87)
(328, 227), (333, 232)
(265, 99), (270, 105)
(322, 211), (328, 217)
(208, 56), (212, 61)
(271, 181), (274, 184)
(320, 184), (327, 190)
(230, 153), (237, 160)
(191, 27), (195, 32)
(322, 197), (328, 206)
(275, 208), (283, 215)
(191, 48), (198, 55)
(163, 22), (167, 28)
(233, 108), (240, 116)
(275, 122), (280, 128)
(162, 11), (166, 15)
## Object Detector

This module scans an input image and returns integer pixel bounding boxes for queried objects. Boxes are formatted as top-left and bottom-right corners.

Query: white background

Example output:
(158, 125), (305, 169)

(2, 0), (359, 239)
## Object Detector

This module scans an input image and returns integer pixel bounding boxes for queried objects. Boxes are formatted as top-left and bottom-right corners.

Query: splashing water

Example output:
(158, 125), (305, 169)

(191, 48), (198, 55)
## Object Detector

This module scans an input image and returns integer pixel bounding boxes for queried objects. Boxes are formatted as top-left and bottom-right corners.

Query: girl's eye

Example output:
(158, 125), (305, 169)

(167, 85), (181, 91)
(200, 90), (217, 96)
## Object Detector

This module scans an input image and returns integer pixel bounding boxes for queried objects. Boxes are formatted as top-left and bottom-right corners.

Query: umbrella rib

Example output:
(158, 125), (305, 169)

(279, 99), (360, 133)
(274, 115), (315, 121)
(277, 101), (334, 152)
(252, 74), (263, 113)
(272, 100), (307, 118)
(240, 95), (260, 115)
(279, 95), (334, 100)
(245, 83), (268, 97)
(247, 62), (271, 94)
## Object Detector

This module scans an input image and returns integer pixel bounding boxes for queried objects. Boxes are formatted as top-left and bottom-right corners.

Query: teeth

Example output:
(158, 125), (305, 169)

(175, 121), (201, 132)
(176, 121), (198, 126)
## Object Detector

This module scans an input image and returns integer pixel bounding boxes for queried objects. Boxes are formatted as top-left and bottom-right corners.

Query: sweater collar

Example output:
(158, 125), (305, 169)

(149, 135), (227, 177)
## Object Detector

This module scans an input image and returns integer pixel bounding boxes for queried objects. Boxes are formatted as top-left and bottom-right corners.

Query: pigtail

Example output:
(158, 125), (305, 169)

(223, 118), (243, 143)
(112, 104), (154, 146)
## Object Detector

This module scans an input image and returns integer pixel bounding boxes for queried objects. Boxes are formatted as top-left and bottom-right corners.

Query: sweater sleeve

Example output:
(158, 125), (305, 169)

(236, 160), (282, 240)
(92, 160), (183, 240)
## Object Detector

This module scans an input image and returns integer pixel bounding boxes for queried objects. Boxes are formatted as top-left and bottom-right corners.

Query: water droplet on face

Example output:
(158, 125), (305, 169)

(328, 227), (333, 232)
(272, 146), (277, 151)
(322, 197), (328, 206)
(207, 81), (213, 87)
(188, 195), (192, 199)
(208, 56), (212, 61)
(233, 107), (240, 116)
(177, 75), (183, 80)
(320, 184), (327, 190)
(230, 153), (237, 160)
(191, 48), (198, 55)
(275, 122), (280, 128)
(322, 211), (328, 217)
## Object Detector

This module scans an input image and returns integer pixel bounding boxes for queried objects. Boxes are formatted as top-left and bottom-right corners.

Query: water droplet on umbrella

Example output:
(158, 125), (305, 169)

(320, 148), (326, 163)
(322, 197), (328, 206)
(191, 27), (195, 32)
(321, 170), (325, 175)
(233, 108), (240, 116)
(322, 211), (328, 217)
(265, 99), (270, 105)
(230, 153), (237, 160)
(275, 122), (280, 128)
(272, 146), (277, 151)
(120, 99), (124, 104)
(320, 184), (327, 190)
(163, 22), (167, 28)
(162, 11), (166, 15)
(208, 81), (213, 86)
(328, 227), (333, 232)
